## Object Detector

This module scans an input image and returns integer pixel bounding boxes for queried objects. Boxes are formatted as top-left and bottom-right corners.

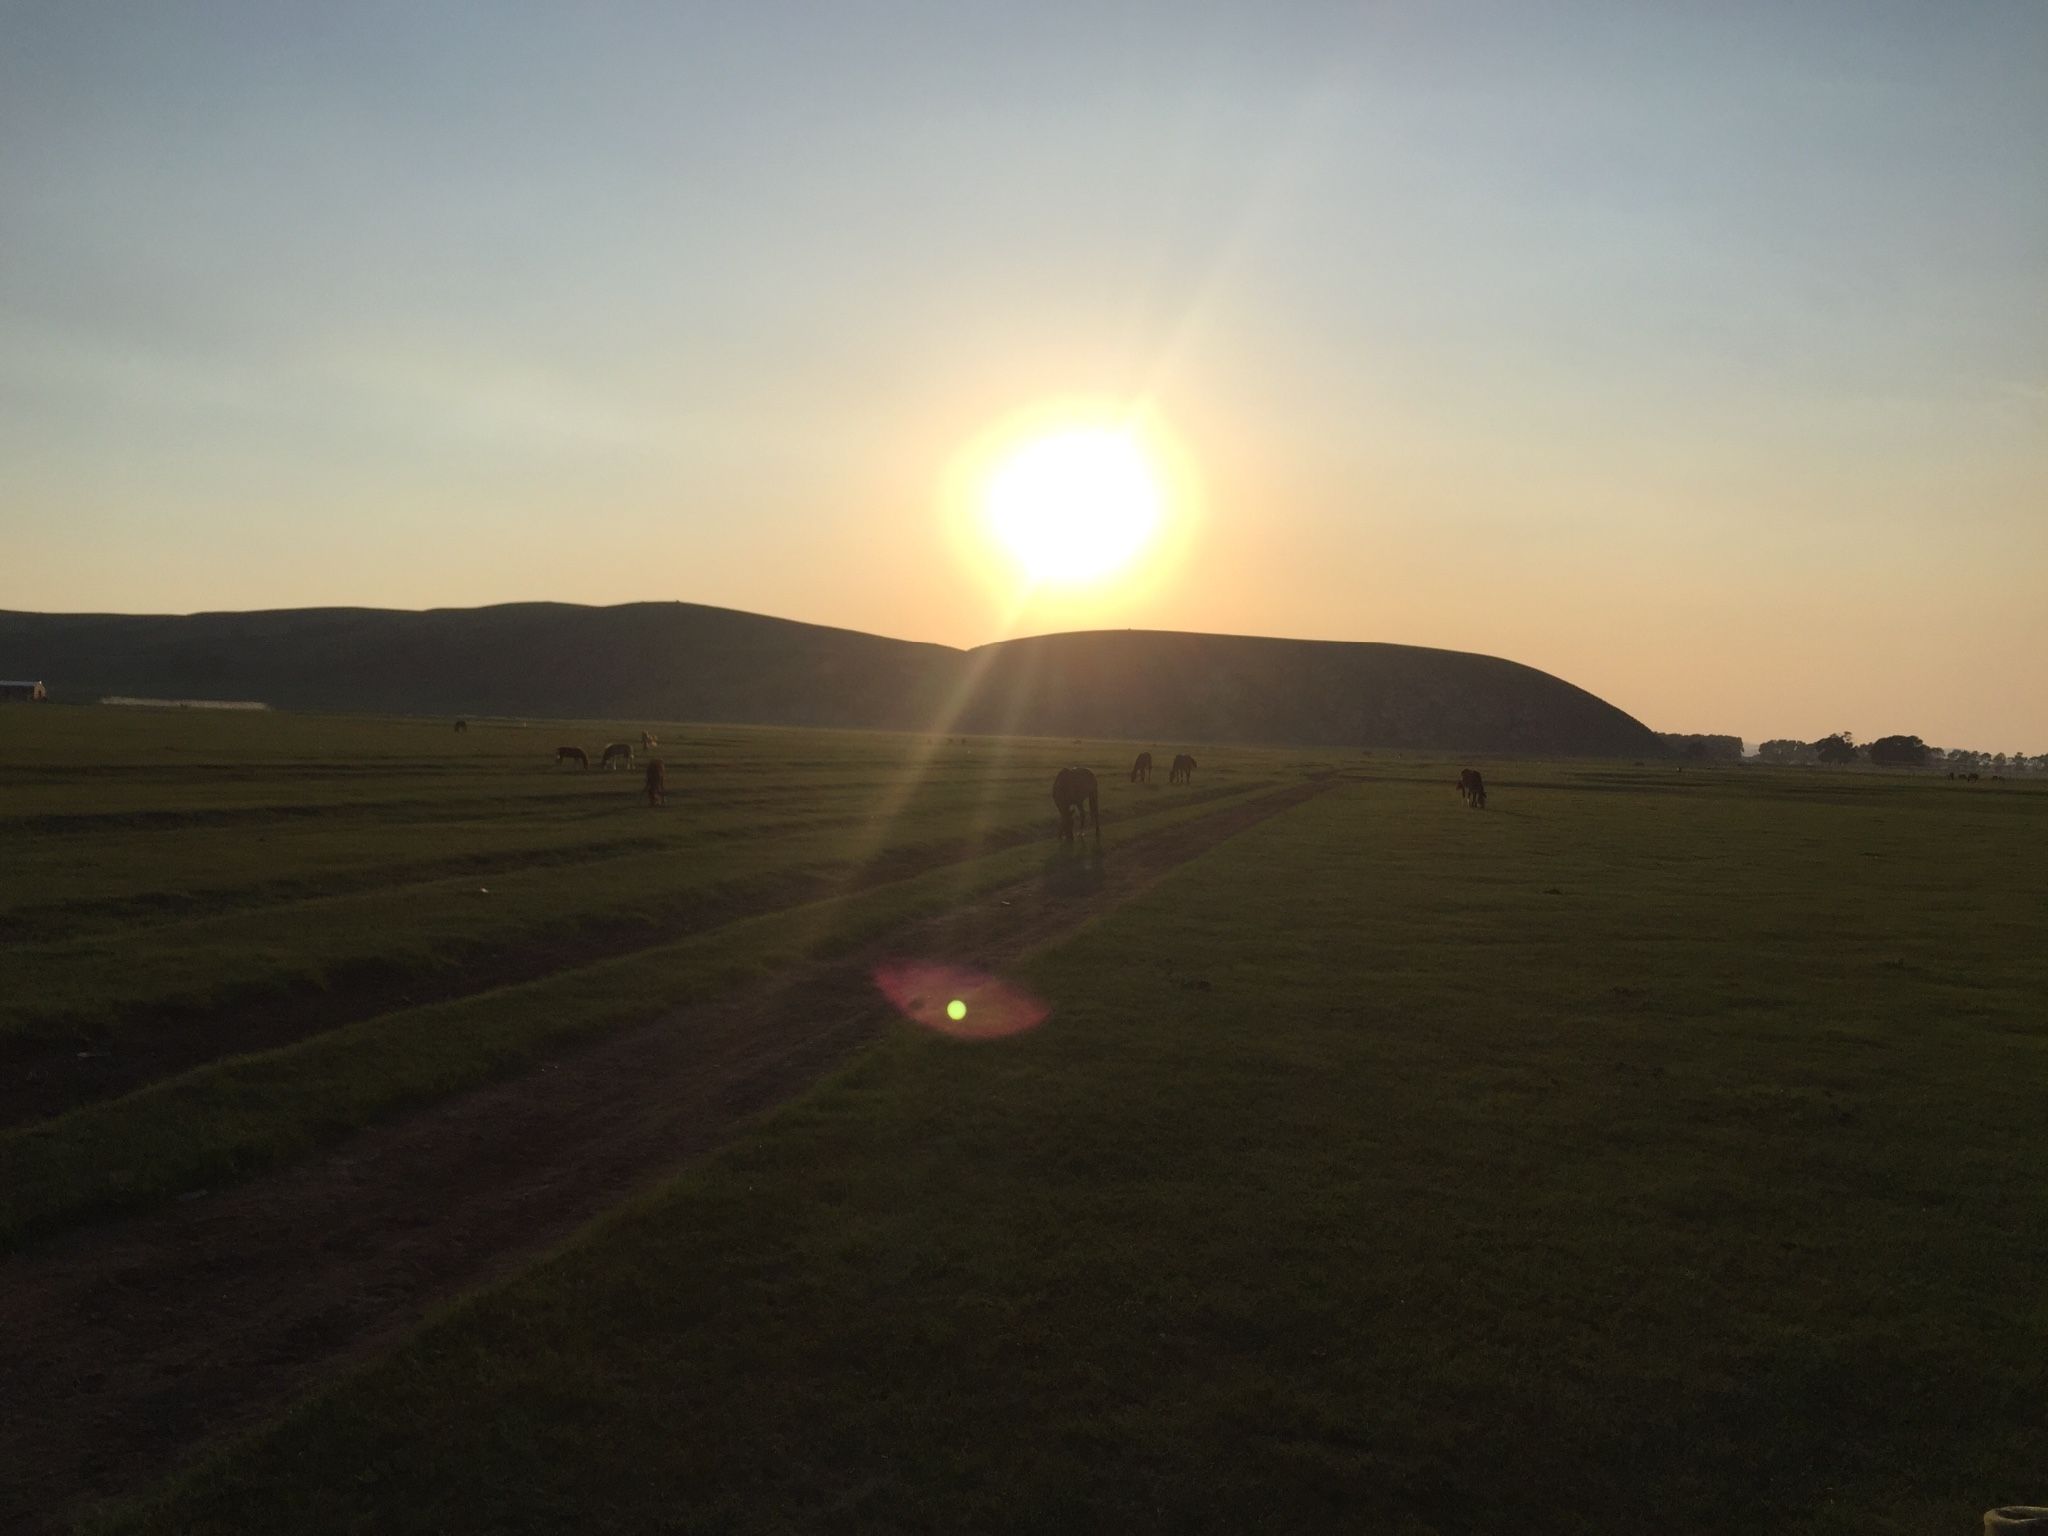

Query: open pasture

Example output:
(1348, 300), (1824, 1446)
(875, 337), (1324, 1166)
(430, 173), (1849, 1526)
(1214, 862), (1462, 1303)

(1, 709), (2043, 1533)
(0, 708), (1298, 1241)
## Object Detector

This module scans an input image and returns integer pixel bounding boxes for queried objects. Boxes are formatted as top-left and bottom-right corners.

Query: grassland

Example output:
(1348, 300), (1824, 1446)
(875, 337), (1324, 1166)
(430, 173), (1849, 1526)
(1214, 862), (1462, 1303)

(4, 708), (2043, 1532)
(1, 710), (1266, 1057)
(0, 709), (1307, 1247)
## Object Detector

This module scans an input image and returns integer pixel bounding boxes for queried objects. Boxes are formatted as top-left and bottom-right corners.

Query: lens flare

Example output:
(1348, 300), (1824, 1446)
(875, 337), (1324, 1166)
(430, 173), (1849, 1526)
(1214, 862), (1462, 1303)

(873, 960), (1049, 1040)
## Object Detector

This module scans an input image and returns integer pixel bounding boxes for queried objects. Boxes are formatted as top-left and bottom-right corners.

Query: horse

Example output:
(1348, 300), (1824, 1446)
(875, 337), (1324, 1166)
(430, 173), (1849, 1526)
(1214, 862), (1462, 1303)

(1130, 751), (1153, 783)
(601, 742), (634, 771)
(1458, 768), (1487, 809)
(453, 718), (467, 734)
(644, 759), (666, 807)
(1052, 766), (1100, 845)
(1169, 753), (1196, 784)
(640, 731), (657, 750)
(555, 746), (588, 769)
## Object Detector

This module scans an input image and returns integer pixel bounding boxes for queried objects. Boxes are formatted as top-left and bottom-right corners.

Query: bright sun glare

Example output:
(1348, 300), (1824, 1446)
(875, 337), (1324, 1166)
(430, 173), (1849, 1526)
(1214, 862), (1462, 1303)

(982, 427), (1164, 587)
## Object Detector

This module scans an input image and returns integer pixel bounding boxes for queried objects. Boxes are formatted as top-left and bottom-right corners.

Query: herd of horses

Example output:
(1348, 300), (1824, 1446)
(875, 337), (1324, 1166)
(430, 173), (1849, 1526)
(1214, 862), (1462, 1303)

(539, 730), (666, 805)
(466, 717), (1491, 835)
(1052, 750), (1198, 844)
(1127, 751), (1198, 785)
(1058, 759), (1491, 843)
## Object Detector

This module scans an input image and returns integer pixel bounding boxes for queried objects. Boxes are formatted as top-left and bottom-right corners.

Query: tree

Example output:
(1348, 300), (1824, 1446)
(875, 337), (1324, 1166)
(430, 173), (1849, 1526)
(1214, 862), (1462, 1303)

(1657, 732), (1743, 762)
(1867, 734), (1930, 768)
(1758, 738), (1814, 764)
(1813, 734), (1859, 765)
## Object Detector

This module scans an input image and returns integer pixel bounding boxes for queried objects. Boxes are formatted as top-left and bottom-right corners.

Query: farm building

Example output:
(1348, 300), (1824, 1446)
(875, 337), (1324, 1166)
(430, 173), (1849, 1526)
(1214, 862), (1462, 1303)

(0, 680), (48, 702)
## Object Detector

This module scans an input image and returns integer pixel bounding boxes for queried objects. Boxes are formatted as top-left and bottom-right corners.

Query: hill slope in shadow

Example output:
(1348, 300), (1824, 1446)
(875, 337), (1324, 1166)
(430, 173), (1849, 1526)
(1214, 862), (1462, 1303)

(0, 602), (1659, 756)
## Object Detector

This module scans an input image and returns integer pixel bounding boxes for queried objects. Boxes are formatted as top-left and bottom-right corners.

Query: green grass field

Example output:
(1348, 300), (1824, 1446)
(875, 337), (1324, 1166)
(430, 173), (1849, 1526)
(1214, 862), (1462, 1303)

(0, 710), (1307, 1246)
(4, 708), (2044, 1533)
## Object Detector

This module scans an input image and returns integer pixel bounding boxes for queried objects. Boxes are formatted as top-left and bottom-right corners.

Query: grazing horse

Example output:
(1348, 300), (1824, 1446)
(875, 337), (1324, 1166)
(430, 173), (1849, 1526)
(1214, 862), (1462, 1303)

(1458, 768), (1487, 809)
(1169, 753), (1196, 784)
(555, 746), (588, 769)
(640, 731), (657, 750)
(453, 718), (467, 734)
(1052, 766), (1100, 845)
(601, 741), (634, 771)
(643, 759), (666, 807)
(1130, 751), (1153, 783)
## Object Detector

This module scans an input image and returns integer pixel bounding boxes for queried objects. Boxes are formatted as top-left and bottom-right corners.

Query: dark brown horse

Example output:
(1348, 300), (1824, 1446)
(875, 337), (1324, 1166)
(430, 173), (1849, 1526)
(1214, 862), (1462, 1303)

(555, 746), (588, 769)
(1458, 768), (1487, 809)
(1052, 766), (1100, 845)
(1130, 751), (1153, 783)
(453, 718), (467, 734)
(1169, 753), (1196, 784)
(644, 759), (666, 807)
(601, 741), (634, 771)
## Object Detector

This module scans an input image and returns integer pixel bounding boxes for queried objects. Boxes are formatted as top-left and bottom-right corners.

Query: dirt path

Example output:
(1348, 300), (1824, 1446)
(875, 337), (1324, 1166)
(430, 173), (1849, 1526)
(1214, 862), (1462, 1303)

(0, 782), (1257, 1127)
(0, 776), (1331, 1535)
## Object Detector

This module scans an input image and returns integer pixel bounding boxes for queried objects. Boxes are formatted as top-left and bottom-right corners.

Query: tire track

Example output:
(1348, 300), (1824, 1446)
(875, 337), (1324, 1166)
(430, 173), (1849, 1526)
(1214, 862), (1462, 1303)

(0, 783), (1259, 1127)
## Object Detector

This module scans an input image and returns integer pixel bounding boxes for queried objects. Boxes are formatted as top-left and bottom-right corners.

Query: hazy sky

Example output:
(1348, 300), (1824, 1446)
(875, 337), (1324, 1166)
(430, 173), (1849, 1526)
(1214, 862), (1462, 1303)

(4, 2), (2044, 747)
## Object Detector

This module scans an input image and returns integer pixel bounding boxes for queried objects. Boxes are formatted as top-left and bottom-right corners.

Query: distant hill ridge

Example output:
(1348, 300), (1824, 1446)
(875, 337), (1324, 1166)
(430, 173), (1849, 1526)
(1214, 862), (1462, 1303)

(0, 601), (1660, 756)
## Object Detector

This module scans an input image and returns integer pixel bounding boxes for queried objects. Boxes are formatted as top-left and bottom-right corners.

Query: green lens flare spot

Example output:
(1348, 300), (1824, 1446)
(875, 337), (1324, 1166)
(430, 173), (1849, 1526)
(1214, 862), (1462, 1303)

(946, 999), (968, 1022)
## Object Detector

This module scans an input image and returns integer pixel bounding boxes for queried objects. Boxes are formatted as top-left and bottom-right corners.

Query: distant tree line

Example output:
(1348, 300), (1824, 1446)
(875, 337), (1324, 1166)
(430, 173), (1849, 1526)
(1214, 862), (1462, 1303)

(1656, 732), (1744, 762)
(1754, 733), (2045, 772)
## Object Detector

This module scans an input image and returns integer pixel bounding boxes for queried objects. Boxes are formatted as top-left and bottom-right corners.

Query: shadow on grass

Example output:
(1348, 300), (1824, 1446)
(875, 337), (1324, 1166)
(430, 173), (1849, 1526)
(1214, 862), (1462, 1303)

(1040, 844), (1108, 899)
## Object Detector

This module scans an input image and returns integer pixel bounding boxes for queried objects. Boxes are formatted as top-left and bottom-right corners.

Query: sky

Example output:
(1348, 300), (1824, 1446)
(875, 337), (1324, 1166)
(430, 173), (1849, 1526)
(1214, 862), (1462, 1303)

(3, 1), (2044, 748)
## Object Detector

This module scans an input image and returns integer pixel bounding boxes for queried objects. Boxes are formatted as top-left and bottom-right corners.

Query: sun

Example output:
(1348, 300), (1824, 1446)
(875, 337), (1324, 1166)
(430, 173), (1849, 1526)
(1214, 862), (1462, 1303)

(981, 426), (1164, 586)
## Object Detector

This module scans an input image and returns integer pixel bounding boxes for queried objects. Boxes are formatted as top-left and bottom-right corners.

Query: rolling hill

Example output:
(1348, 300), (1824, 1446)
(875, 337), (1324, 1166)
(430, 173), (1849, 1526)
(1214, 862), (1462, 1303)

(0, 602), (1660, 756)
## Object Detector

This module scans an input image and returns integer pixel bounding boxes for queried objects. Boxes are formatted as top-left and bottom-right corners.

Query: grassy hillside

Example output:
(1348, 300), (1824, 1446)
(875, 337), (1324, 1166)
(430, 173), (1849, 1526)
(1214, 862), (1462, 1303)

(952, 628), (1654, 755)
(0, 601), (1660, 756)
